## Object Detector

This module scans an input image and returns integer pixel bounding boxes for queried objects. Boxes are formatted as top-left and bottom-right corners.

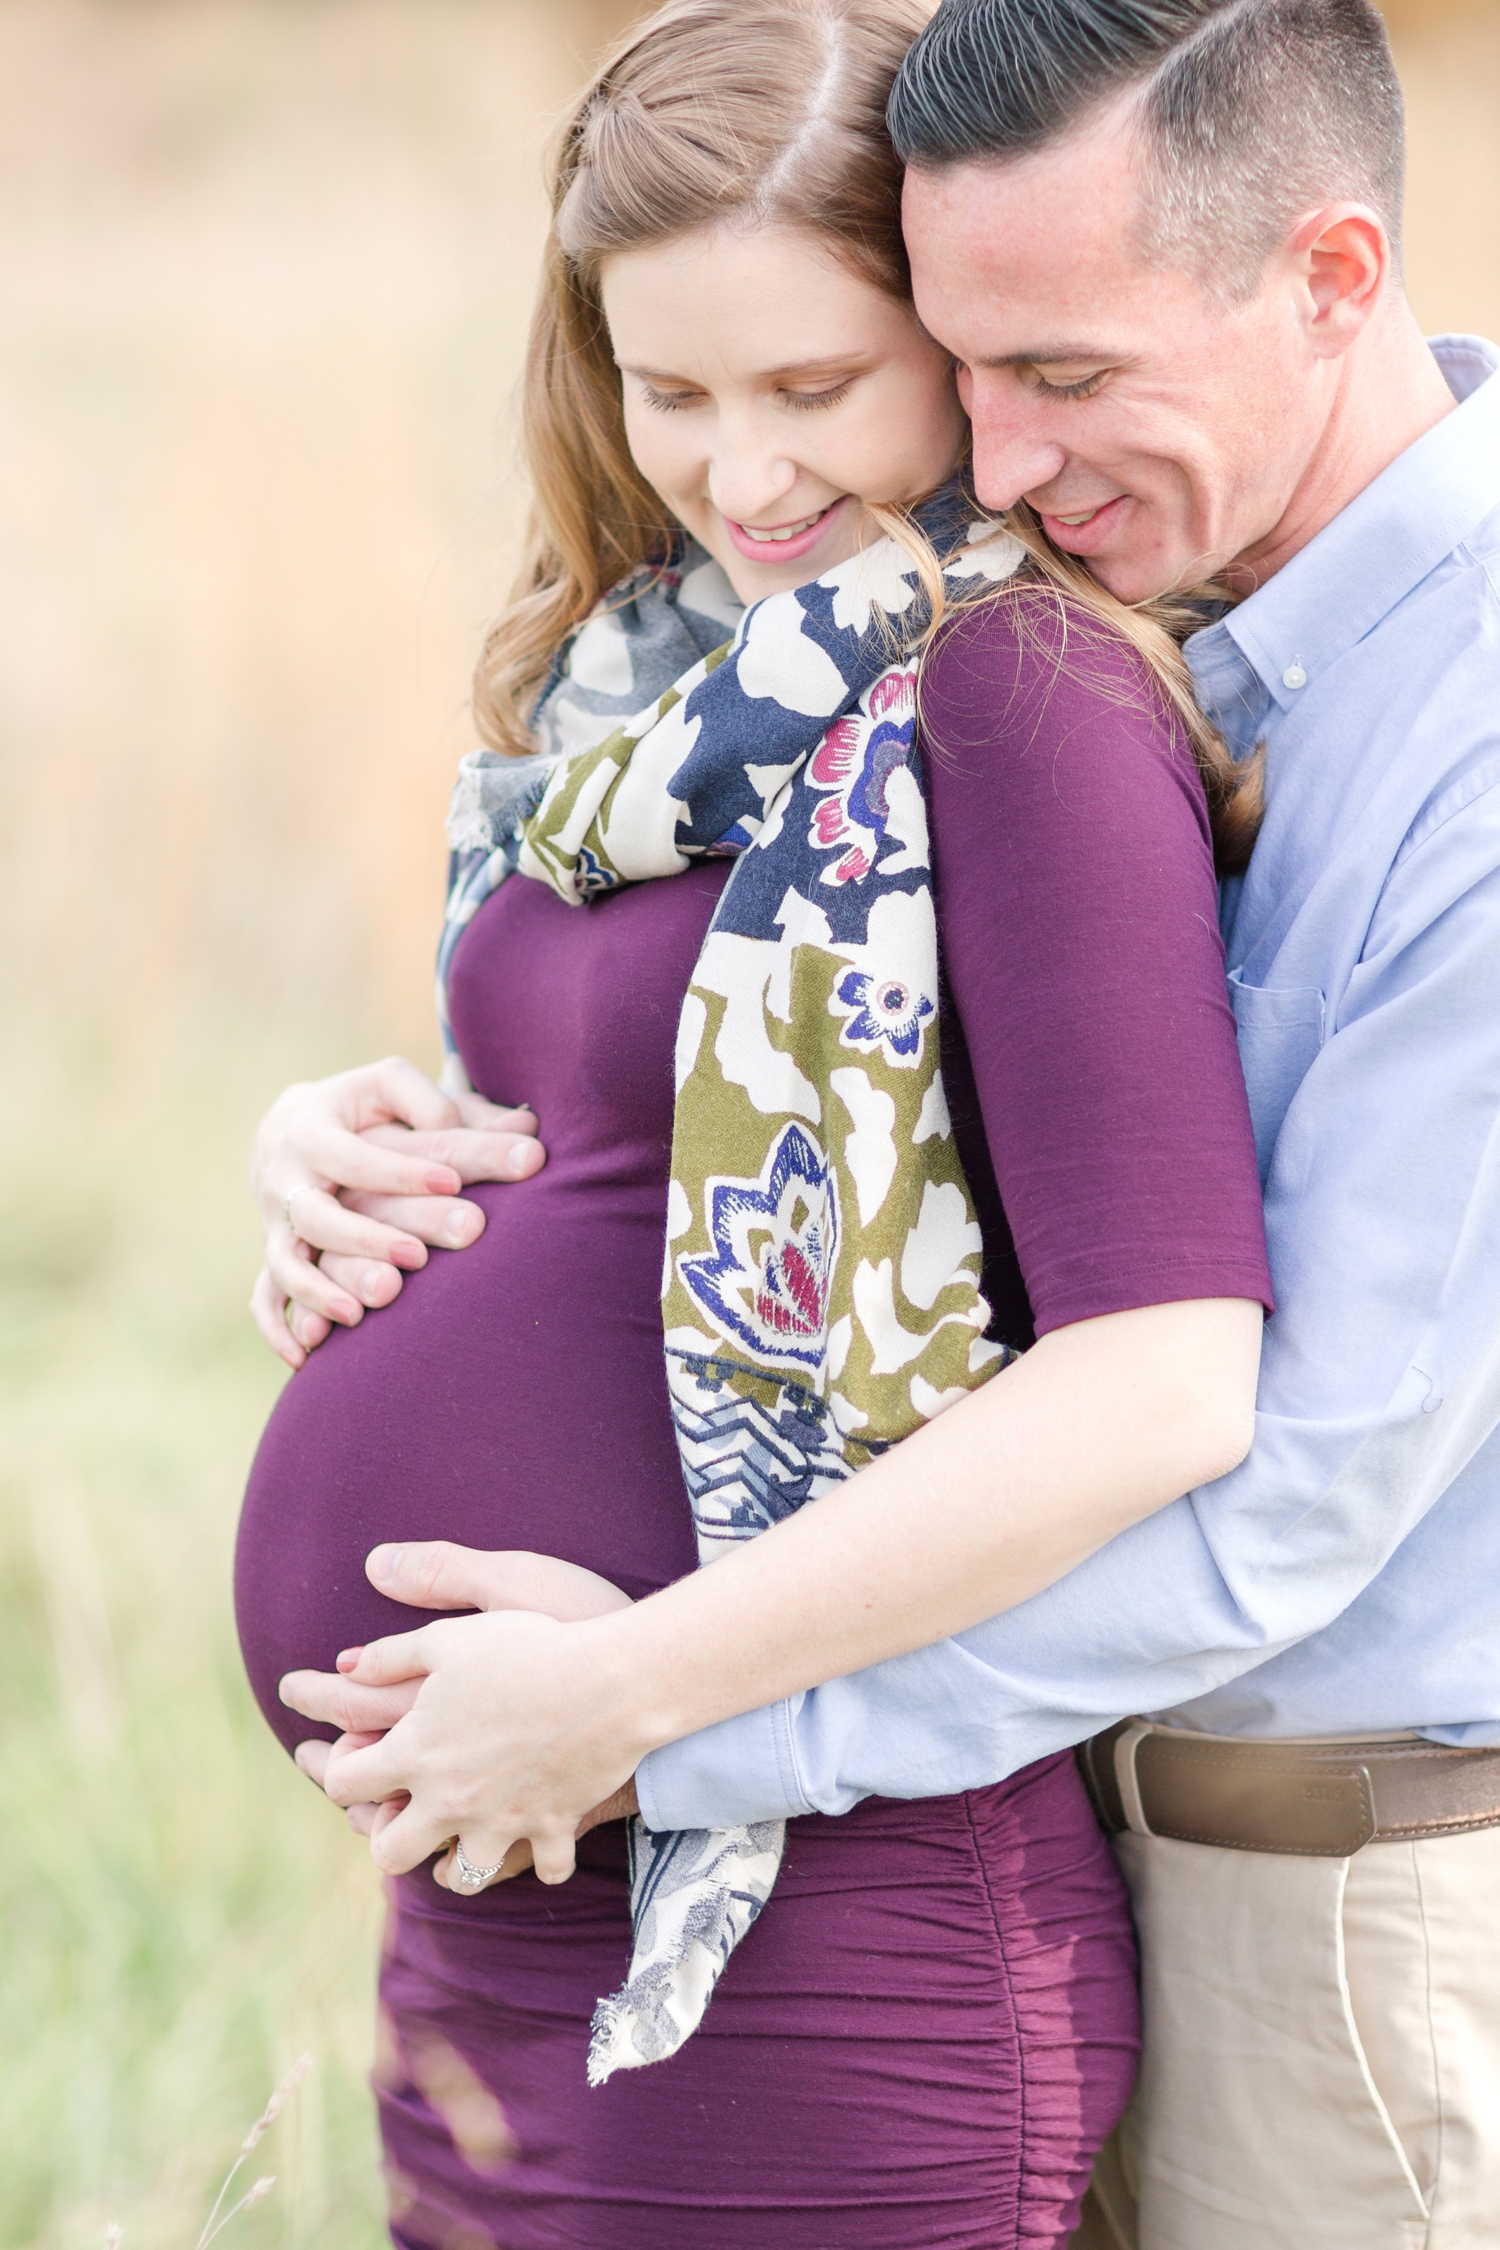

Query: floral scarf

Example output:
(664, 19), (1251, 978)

(441, 491), (1027, 2082)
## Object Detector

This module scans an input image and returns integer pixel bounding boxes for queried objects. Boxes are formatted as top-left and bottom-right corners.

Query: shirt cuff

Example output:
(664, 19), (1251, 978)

(636, 1695), (814, 1830)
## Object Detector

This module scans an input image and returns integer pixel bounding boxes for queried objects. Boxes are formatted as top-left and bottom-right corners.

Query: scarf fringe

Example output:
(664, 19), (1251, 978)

(586, 1817), (784, 2084)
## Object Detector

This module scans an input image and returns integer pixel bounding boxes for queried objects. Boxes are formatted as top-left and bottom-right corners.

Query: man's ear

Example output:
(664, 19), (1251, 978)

(1286, 202), (1390, 360)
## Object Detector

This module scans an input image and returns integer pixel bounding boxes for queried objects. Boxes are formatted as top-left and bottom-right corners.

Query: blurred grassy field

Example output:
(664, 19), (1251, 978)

(2, 0), (1498, 2240)
(0, 2), (640, 2240)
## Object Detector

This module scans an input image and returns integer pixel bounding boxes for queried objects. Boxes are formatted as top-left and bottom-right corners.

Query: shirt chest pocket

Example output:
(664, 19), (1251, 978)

(1227, 971), (1326, 1183)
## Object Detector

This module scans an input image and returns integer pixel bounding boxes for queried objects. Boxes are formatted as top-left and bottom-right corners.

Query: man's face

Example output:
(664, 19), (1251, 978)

(902, 111), (1335, 600)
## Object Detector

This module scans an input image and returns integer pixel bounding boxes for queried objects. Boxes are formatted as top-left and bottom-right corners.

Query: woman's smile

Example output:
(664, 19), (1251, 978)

(723, 496), (851, 565)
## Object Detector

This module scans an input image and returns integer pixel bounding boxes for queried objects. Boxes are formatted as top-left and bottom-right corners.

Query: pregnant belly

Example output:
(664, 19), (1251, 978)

(235, 1174), (699, 1758)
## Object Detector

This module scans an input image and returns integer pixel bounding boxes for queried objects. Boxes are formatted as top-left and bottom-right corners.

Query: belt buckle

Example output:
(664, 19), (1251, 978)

(1112, 1722), (1157, 1836)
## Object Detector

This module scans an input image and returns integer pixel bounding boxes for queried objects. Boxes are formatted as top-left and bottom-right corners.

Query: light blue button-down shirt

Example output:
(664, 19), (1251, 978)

(637, 335), (1500, 1834)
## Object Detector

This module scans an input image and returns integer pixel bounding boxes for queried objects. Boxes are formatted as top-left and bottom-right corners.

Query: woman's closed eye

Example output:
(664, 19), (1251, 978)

(636, 377), (857, 413)
(781, 379), (854, 412)
(638, 381), (705, 413)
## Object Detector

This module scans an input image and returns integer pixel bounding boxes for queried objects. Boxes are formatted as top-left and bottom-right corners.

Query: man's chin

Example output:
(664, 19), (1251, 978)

(1031, 505), (1166, 600)
(1068, 549), (1154, 602)
(1073, 544), (1197, 606)
(1029, 499), (1202, 604)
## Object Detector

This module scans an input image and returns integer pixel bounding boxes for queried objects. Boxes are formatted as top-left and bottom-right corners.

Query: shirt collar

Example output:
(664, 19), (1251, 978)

(1186, 335), (1500, 728)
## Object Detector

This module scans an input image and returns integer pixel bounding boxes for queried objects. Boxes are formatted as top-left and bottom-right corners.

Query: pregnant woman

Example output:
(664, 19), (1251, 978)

(238, 2), (1271, 2242)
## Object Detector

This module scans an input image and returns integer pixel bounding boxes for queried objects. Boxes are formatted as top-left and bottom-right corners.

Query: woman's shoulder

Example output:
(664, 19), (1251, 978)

(917, 587), (1264, 1338)
(920, 585), (1213, 850)
(924, 584), (1189, 744)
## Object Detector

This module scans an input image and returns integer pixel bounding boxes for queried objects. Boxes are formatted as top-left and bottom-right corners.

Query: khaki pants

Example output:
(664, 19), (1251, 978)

(1070, 1823), (1500, 2249)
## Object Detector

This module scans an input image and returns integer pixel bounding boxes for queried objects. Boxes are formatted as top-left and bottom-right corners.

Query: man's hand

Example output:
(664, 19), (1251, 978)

(249, 1058), (546, 1368)
(294, 1737), (637, 1886)
(284, 1608), (644, 1886)
(283, 1542), (639, 1888)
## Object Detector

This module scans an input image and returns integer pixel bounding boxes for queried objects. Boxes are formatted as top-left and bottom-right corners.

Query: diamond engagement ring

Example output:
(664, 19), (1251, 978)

(452, 1843), (503, 1890)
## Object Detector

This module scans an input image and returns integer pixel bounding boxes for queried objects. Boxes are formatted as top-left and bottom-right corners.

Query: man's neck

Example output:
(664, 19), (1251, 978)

(1228, 301), (1458, 595)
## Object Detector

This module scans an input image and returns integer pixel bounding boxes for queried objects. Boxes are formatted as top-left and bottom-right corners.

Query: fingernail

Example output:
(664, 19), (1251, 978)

(391, 1239), (424, 1270)
(362, 1266), (386, 1300)
(369, 1544), (403, 1584)
(336, 1646), (364, 1672)
(443, 1209), (473, 1247)
(508, 1143), (536, 1179)
(332, 1297), (361, 1324)
(425, 1168), (459, 1194)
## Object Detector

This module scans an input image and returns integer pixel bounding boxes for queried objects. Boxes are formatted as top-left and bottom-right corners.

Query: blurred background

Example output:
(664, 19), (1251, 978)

(1, 0), (1496, 2239)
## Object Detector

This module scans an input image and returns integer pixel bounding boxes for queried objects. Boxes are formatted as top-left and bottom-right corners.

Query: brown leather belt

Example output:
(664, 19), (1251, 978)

(1077, 1719), (1500, 1857)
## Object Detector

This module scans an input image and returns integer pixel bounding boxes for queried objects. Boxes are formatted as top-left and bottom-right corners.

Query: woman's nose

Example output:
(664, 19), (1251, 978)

(706, 435), (802, 527)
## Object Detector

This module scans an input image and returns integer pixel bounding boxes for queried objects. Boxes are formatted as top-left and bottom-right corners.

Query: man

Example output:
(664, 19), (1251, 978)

(633, 1), (1500, 2241)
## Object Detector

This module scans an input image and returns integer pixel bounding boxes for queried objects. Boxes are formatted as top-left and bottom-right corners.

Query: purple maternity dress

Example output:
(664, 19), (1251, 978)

(236, 600), (1272, 2249)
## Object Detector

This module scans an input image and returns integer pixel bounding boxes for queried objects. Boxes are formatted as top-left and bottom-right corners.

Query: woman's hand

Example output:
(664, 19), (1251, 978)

(282, 1542), (639, 1889)
(250, 1057), (546, 1369)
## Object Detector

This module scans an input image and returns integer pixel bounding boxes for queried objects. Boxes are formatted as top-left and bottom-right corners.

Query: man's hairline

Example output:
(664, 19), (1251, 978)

(900, 79), (1196, 281)
(902, 86), (1399, 325)
(900, 79), (1140, 191)
(895, 0), (1264, 178)
(901, 86), (1237, 334)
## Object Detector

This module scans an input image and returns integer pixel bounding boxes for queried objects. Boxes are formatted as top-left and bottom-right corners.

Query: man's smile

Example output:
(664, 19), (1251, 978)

(1033, 493), (1131, 552)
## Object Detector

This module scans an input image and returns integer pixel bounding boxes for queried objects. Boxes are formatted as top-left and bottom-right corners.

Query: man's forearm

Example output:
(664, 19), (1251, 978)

(591, 1298), (1258, 1763)
(636, 1491), (1256, 1829)
(638, 1307), (1500, 1830)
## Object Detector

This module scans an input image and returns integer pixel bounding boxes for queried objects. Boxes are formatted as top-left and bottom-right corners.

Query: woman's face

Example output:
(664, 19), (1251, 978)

(601, 223), (968, 605)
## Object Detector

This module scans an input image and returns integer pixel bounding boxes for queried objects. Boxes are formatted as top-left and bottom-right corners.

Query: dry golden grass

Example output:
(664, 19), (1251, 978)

(1, 0), (1496, 2238)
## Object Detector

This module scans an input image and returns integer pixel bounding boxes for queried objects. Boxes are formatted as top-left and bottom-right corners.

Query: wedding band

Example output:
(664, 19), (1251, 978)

(284, 1184), (310, 1232)
(452, 1842), (503, 1890)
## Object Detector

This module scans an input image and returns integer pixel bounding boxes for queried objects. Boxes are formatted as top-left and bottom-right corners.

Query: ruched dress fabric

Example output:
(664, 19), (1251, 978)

(236, 603), (1272, 2249)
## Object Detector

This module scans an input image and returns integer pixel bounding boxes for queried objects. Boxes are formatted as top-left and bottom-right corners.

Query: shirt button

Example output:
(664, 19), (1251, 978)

(1282, 661), (1307, 690)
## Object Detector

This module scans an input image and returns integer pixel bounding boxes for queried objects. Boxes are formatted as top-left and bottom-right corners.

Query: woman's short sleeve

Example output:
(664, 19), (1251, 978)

(922, 595), (1273, 1336)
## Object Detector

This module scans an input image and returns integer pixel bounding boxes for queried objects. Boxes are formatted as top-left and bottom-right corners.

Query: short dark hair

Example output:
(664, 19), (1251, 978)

(888, 0), (1406, 299)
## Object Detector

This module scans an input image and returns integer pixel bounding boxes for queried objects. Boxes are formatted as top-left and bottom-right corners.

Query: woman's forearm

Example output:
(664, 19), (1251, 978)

(597, 1297), (1262, 1759)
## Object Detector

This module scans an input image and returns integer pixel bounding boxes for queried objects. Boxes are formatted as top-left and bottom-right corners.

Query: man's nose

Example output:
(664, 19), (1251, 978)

(965, 378), (1068, 515)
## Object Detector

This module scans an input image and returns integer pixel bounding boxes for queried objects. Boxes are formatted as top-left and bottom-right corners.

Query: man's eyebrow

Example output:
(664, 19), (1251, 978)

(970, 344), (1119, 369)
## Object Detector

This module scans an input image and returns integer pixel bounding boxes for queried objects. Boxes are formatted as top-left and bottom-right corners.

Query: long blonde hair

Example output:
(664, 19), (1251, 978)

(935, 505), (1264, 874)
(474, 0), (1261, 871)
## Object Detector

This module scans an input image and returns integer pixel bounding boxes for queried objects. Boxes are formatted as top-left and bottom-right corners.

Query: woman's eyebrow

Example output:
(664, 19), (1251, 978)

(757, 352), (871, 379)
(617, 354), (871, 381)
(617, 362), (698, 382)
